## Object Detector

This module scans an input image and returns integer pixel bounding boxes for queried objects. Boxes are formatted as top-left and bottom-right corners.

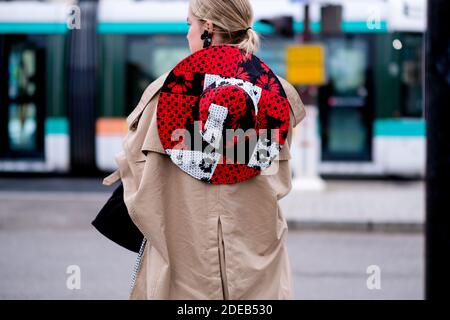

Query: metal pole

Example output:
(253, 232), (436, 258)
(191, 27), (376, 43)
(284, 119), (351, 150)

(425, 0), (450, 300)
(303, 3), (312, 43)
(67, 0), (98, 175)
(300, 2), (314, 106)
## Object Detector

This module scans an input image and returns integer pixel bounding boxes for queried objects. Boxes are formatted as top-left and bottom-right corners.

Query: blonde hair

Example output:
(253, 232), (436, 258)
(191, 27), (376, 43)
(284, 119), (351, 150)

(189, 0), (260, 56)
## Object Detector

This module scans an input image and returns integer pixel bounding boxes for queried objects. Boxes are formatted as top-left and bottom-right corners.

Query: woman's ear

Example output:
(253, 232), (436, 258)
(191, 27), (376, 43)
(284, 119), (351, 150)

(204, 20), (214, 33)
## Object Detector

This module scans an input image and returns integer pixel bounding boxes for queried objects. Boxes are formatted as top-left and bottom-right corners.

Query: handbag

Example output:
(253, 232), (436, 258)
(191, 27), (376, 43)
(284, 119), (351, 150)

(92, 182), (144, 253)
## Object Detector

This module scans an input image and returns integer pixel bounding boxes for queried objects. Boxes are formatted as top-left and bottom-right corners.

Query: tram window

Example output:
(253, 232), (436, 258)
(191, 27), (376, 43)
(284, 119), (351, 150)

(7, 46), (38, 152)
(99, 35), (193, 117)
(126, 35), (190, 114)
(328, 109), (367, 154)
(318, 36), (373, 161)
(327, 38), (368, 97)
(0, 37), (45, 159)
(258, 38), (294, 78)
(375, 33), (424, 119)
(8, 103), (37, 152)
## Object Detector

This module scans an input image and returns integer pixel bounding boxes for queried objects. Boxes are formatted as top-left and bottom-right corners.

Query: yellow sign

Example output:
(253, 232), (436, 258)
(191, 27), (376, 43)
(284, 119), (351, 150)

(286, 44), (325, 85)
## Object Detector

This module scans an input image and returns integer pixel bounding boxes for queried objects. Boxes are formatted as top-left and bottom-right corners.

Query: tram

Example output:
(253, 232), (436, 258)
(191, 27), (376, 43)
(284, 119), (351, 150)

(0, 0), (426, 177)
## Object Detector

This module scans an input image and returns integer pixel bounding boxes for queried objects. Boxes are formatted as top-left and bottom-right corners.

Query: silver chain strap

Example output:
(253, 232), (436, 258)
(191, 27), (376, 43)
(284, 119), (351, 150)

(130, 238), (147, 293)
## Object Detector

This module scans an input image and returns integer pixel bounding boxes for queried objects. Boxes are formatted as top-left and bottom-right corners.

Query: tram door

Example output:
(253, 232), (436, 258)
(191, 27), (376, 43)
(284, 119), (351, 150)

(0, 36), (45, 160)
(318, 35), (374, 161)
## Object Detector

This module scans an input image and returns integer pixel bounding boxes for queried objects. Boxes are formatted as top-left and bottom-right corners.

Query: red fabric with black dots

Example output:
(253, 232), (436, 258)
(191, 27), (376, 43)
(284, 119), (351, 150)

(157, 44), (291, 184)
(199, 85), (256, 131)
(157, 92), (198, 150)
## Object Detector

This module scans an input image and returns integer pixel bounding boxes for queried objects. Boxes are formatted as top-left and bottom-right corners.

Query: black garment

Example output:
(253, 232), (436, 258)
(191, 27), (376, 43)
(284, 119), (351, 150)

(92, 183), (144, 253)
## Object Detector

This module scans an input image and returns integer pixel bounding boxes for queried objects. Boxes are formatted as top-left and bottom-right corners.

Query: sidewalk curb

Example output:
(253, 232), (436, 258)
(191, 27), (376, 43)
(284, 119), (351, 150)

(287, 220), (424, 233)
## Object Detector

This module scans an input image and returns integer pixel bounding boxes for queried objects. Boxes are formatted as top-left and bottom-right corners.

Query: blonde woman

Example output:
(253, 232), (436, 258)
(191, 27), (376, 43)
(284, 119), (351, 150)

(102, 0), (306, 299)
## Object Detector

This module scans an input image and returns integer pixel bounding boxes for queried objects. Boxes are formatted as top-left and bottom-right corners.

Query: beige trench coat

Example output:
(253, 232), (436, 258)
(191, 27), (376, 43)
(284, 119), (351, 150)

(102, 70), (306, 300)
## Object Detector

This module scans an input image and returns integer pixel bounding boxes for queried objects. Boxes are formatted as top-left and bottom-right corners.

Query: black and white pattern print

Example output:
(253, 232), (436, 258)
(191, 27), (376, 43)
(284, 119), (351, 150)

(247, 137), (281, 170)
(203, 74), (262, 115)
(201, 103), (228, 149)
(165, 149), (221, 181)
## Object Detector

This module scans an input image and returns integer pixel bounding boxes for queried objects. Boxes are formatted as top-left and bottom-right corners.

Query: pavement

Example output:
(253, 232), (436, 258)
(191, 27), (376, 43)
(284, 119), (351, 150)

(0, 177), (424, 299)
(282, 179), (424, 232)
